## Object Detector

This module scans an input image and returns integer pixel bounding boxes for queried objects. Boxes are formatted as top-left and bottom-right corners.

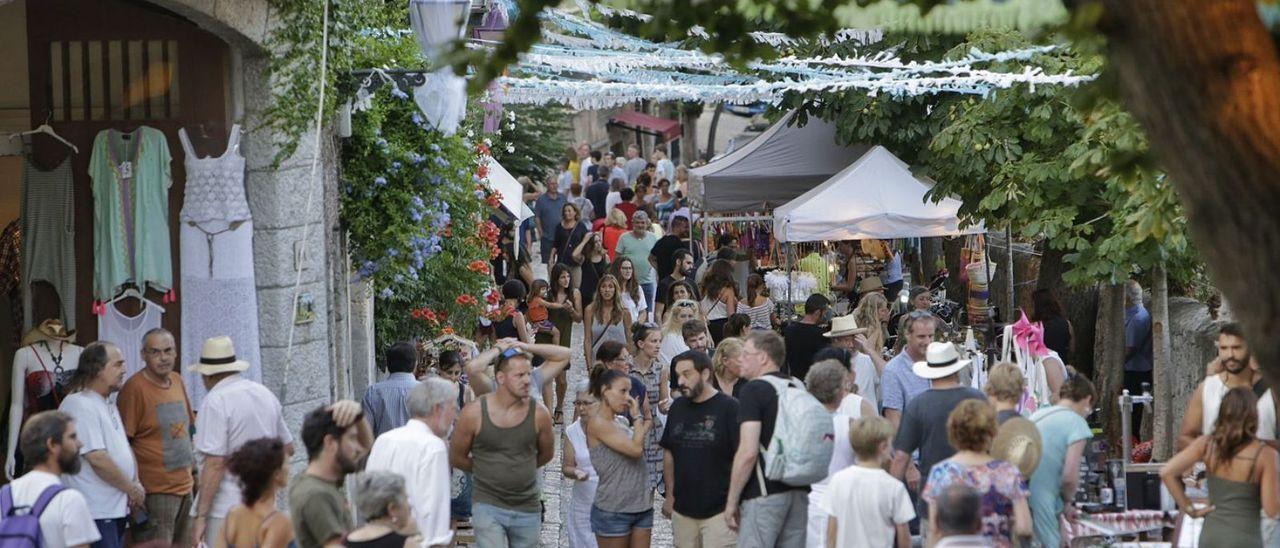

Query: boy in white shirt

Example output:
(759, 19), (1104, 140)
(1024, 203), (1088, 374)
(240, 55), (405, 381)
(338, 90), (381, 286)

(823, 416), (915, 548)
(3, 411), (101, 547)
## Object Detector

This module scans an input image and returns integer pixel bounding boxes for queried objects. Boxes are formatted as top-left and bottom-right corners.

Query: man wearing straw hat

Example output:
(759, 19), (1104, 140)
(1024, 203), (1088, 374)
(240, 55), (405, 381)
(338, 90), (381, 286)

(189, 336), (294, 547)
(891, 342), (985, 499)
(825, 313), (883, 412)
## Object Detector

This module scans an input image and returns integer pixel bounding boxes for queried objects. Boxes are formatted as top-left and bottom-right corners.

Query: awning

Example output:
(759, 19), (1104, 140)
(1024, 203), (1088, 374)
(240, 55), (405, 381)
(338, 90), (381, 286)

(485, 157), (532, 222)
(608, 111), (683, 142)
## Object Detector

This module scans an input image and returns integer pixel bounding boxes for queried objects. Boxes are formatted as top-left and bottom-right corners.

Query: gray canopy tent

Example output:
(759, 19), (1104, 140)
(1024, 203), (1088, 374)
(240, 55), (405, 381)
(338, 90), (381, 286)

(691, 110), (868, 213)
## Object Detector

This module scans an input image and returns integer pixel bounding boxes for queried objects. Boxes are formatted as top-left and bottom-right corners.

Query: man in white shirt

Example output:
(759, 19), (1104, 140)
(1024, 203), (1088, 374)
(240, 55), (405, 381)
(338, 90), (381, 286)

(653, 149), (676, 184)
(58, 342), (140, 548)
(366, 378), (460, 547)
(188, 336), (295, 546)
(4, 411), (101, 547)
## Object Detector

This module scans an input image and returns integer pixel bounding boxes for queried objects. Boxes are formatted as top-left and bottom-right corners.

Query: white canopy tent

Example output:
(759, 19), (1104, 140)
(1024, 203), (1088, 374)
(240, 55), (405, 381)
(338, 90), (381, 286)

(773, 145), (985, 242)
(692, 110), (868, 213)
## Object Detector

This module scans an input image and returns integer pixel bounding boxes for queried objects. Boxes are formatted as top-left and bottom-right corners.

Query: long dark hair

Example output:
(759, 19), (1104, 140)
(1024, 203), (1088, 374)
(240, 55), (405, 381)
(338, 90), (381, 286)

(700, 259), (738, 300)
(1208, 387), (1260, 472)
(611, 258), (642, 302)
(69, 342), (115, 393)
(1031, 288), (1065, 322)
(550, 263), (573, 302)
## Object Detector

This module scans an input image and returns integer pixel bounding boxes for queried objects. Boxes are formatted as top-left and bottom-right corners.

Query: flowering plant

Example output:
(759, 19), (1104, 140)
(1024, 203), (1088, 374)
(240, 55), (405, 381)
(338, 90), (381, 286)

(341, 90), (493, 345)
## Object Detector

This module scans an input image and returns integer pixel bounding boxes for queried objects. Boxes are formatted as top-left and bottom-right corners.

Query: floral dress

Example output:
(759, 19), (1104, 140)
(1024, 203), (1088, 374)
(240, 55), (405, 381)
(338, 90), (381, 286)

(630, 357), (665, 491)
(922, 460), (1028, 548)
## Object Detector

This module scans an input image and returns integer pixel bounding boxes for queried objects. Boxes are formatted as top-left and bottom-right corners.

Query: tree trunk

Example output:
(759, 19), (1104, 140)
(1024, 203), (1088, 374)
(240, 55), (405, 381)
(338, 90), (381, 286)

(1094, 283), (1127, 454)
(1151, 265), (1177, 460)
(943, 236), (965, 305)
(1100, 0), (1280, 392)
(706, 103), (724, 161)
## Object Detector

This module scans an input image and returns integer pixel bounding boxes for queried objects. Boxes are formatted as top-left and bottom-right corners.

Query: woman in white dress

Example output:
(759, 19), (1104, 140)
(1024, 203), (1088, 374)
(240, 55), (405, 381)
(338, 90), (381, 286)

(562, 383), (600, 548)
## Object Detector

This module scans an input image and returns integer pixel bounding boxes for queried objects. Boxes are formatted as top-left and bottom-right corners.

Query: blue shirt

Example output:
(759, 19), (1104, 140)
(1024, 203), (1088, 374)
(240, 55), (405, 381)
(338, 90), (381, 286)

(361, 372), (420, 436)
(1124, 304), (1153, 372)
(533, 192), (568, 241)
(881, 252), (904, 284)
(1028, 406), (1093, 548)
(880, 350), (931, 413)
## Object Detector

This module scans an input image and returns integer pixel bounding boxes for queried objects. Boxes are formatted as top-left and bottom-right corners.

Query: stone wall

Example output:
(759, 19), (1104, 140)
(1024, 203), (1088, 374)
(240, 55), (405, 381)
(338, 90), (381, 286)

(1154, 297), (1221, 459)
(138, 0), (368, 454)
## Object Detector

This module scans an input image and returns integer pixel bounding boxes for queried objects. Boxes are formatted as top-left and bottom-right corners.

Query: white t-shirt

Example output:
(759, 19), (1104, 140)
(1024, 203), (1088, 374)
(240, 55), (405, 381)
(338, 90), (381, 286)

(850, 353), (880, 412)
(58, 391), (137, 519)
(605, 191), (623, 215)
(6, 471), (100, 546)
(658, 332), (689, 366)
(622, 291), (648, 323)
(193, 375), (294, 519)
(823, 466), (916, 548)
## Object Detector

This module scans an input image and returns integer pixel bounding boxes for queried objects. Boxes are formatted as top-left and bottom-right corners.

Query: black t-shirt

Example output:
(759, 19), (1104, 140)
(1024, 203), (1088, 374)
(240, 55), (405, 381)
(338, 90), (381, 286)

(783, 321), (830, 380)
(651, 235), (701, 280)
(552, 222), (588, 266)
(585, 180), (610, 220)
(660, 392), (740, 518)
(711, 375), (747, 399)
(737, 372), (808, 500)
(893, 387), (987, 482)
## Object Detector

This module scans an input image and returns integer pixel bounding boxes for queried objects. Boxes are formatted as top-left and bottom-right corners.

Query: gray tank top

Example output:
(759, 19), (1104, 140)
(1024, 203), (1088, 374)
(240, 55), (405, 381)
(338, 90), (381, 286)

(472, 397), (541, 513)
(1201, 444), (1264, 548)
(590, 422), (652, 513)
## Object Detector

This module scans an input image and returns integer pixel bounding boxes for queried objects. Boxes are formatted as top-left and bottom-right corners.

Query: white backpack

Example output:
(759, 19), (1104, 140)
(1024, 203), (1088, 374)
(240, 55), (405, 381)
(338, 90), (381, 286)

(755, 375), (834, 490)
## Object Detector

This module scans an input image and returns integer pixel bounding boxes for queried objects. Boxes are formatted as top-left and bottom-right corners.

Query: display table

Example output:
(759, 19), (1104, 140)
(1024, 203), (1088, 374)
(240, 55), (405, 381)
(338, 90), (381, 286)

(1066, 510), (1173, 546)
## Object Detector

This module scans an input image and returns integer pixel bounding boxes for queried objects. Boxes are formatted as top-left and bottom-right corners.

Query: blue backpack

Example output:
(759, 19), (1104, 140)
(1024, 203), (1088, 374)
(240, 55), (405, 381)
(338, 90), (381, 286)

(0, 484), (64, 548)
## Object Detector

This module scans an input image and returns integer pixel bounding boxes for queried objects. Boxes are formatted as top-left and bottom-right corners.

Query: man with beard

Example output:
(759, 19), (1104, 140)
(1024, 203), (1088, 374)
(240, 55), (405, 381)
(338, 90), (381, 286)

(117, 328), (195, 545)
(5, 411), (101, 547)
(1177, 322), (1257, 450)
(450, 346), (555, 548)
(652, 214), (704, 282)
(59, 342), (141, 548)
(661, 350), (740, 547)
(290, 400), (372, 548)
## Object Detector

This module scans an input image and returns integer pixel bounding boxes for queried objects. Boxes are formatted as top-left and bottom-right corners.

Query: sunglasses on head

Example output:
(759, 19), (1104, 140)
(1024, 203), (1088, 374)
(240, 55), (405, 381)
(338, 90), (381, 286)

(675, 301), (696, 308)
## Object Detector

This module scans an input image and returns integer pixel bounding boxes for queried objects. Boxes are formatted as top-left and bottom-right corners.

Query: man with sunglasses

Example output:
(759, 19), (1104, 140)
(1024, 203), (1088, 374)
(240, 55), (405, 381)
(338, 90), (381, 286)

(451, 340), (559, 548)
(464, 339), (571, 407)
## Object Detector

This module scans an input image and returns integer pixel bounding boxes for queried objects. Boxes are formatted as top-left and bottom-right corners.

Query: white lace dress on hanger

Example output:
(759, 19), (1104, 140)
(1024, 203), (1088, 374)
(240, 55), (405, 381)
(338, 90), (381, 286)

(178, 125), (262, 408)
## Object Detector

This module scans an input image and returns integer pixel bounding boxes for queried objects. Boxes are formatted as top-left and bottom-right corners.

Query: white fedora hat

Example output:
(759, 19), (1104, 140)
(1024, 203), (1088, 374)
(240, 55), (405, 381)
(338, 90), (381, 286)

(912, 342), (972, 380)
(192, 336), (251, 376)
(824, 314), (867, 338)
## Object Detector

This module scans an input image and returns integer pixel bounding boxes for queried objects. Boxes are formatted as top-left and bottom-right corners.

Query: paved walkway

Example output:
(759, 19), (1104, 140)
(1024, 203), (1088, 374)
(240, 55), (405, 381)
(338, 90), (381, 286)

(530, 260), (674, 547)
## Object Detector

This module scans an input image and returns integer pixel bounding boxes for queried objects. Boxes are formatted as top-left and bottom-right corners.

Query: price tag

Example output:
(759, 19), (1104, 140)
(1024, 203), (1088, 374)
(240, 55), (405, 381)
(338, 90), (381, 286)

(118, 161), (133, 179)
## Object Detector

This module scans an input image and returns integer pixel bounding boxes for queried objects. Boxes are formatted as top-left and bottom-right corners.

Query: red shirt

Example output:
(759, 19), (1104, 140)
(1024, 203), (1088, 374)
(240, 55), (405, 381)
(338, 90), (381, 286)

(616, 202), (638, 228)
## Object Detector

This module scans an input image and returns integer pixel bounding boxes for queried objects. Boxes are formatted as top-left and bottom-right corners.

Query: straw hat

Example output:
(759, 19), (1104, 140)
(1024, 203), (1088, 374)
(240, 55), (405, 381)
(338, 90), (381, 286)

(912, 342), (972, 380)
(191, 336), (251, 376)
(824, 314), (867, 338)
(21, 319), (75, 347)
(857, 277), (884, 295)
(992, 416), (1043, 478)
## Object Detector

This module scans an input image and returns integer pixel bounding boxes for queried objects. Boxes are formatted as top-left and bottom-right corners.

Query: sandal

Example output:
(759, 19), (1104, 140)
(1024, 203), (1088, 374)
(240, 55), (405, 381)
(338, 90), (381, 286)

(554, 409), (564, 424)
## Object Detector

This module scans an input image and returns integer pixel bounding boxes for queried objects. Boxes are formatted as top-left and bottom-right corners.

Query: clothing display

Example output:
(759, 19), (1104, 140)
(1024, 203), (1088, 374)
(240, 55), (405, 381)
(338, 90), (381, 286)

(89, 126), (174, 301)
(15, 341), (80, 423)
(0, 220), (21, 347)
(21, 158), (76, 330)
(177, 125), (262, 408)
(97, 299), (164, 379)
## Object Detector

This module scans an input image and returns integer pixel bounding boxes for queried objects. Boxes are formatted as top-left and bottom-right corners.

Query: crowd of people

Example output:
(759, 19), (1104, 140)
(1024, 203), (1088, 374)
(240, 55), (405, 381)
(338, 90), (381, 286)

(4, 140), (1279, 548)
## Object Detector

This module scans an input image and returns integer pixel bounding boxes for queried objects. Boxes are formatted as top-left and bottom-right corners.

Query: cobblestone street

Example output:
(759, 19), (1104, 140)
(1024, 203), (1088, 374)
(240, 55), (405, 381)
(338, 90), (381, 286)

(531, 260), (674, 547)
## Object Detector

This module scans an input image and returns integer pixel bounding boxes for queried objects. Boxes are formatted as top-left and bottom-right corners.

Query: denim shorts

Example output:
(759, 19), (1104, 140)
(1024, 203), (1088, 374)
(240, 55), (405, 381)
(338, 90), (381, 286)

(590, 506), (654, 537)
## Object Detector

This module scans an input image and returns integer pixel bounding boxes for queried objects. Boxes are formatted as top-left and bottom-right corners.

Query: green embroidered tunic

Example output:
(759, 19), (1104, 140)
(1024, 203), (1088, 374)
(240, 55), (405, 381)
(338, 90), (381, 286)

(89, 127), (173, 300)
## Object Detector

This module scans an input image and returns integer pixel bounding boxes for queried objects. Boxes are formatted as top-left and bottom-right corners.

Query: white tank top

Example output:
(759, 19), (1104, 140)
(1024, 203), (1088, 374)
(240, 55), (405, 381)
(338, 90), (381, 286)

(815, 407), (862, 488)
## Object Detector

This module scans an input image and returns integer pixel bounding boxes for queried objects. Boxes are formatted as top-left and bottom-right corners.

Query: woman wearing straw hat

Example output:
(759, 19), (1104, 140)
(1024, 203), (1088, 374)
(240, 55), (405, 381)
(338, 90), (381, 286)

(824, 314), (882, 412)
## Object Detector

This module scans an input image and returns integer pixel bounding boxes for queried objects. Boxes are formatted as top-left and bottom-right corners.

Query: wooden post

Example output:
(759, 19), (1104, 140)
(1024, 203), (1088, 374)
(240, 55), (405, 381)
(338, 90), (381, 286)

(1151, 265), (1174, 460)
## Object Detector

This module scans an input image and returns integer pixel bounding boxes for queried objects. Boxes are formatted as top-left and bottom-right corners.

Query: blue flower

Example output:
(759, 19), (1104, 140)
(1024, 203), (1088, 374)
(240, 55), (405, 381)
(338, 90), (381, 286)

(435, 157), (450, 167)
(429, 143), (441, 153)
(357, 260), (379, 279)
(457, 168), (468, 178)
(391, 161), (402, 171)
(393, 274), (404, 284)
(412, 196), (425, 209)
(409, 209), (423, 222)
(376, 138), (389, 149)
(409, 152), (424, 165)
(379, 287), (394, 299)
(388, 248), (399, 257)
(374, 176), (387, 187)
(390, 87), (409, 100)
(412, 112), (425, 126)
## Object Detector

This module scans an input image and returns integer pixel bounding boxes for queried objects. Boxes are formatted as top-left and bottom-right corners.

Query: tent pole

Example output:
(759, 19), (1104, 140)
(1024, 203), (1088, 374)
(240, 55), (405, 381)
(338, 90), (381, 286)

(983, 234), (996, 361)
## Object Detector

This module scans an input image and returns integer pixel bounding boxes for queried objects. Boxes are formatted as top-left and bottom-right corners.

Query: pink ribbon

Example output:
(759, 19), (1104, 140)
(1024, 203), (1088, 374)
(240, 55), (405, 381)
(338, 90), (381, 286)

(1011, 310), (1049, 358)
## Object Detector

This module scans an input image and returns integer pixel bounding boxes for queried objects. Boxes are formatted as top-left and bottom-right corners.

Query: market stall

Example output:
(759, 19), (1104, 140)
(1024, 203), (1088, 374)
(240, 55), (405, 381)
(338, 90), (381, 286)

(691, 110), (868, 213)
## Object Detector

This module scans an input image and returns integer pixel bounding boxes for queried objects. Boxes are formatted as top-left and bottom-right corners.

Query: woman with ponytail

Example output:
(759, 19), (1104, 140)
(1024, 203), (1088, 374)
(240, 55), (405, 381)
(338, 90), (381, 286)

(1162, 387), (1280, 547)
(585, 367), (654, 546)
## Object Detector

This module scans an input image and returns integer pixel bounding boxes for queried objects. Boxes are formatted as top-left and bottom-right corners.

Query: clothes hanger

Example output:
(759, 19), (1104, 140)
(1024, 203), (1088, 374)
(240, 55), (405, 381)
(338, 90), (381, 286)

(6, 113), (79, 154)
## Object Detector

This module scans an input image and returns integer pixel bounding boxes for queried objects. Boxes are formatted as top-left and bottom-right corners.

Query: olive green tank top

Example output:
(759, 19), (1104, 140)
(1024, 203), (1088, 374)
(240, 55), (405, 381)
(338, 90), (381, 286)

(472, 397), (541, 513)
